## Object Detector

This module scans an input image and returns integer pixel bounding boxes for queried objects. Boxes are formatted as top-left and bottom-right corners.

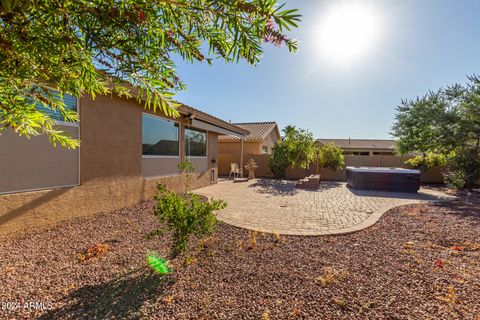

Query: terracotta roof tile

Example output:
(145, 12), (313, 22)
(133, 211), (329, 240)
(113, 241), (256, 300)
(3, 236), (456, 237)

(219, 122), (278, 141)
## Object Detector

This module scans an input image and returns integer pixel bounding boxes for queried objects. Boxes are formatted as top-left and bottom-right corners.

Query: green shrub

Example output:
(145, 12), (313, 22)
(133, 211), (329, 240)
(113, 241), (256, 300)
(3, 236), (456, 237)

(405, 152), (447, 171)
(268, 142), (290, 179)
(443, 149), (480, 189)
(152, 184), (226, 257)
(316, 143), (345, 173)
(178, 159), (195, 192)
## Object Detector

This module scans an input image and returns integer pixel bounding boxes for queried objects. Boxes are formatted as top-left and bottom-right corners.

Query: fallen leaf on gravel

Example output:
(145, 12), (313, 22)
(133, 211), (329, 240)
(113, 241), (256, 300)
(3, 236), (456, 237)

(262, 307), (269, 320)
(3, 266), (15, 273)
(315, 266), (349, 287)
(334, 298), (348, 309)
(404, 241), (415, 249)
(450, 245), (465, 251)
(291, 307), (303, 317)
(78, 243), (110, 262)
(437, 286), (457, 305)
(452, 274), (465, 284)
(435, 259), (445, 268)
(163, 295), (174, 305)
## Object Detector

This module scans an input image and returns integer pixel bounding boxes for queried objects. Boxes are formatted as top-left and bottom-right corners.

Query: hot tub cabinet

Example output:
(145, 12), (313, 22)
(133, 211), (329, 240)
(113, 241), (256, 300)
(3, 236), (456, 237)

(346, 167), (421, 193)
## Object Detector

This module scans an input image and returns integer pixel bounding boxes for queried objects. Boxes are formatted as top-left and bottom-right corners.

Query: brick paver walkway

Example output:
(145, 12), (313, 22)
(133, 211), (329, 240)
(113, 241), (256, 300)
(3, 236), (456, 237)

(196, 179), (455, 235)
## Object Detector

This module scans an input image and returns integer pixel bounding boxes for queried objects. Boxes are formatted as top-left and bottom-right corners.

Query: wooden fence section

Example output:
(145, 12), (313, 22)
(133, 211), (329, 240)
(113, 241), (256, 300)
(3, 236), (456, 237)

(218, 153), (445, 184)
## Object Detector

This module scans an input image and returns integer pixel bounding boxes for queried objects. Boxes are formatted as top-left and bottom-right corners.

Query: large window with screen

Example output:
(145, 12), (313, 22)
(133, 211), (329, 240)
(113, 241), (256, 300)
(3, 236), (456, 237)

(185, 127), (207, 157)
(142, 114), (179, 156)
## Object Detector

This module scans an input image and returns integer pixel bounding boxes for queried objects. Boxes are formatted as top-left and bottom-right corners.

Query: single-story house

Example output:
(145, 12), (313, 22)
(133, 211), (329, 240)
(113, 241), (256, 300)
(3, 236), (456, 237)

(317, 138), (397, 156)
(218, 122), (280, 176)
(0, 93), (248, 237)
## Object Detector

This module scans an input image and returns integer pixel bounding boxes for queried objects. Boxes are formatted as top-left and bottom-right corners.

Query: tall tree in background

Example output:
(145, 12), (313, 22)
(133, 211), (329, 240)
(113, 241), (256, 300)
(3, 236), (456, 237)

(0, 0), (300, 148)
(392, 75), (480, 189)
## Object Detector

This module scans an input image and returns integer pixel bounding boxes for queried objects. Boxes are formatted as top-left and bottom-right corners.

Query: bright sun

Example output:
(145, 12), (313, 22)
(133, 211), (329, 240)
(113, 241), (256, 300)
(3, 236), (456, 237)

(318, 2), (380, 63)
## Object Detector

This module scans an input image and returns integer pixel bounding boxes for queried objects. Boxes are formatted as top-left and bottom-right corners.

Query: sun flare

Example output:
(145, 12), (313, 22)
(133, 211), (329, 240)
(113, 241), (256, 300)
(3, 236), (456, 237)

(318, 2), (380, 63)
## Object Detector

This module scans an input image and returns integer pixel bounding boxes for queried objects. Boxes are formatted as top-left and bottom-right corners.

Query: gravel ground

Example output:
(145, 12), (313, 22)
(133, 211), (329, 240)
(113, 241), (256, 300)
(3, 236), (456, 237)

(0, 193), (479, 319)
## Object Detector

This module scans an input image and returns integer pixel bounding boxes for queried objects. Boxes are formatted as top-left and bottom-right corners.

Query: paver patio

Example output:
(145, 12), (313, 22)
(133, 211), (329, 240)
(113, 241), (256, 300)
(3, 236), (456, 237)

(196, 179), (455, 235)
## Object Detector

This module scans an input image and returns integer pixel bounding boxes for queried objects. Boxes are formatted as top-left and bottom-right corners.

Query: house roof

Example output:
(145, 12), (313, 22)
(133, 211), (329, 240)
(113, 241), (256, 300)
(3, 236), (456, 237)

(177, 104), (250, 137)
(218, 122), (279, 142)
(107, 76), (249, 137)
(317, 138), (397, 150)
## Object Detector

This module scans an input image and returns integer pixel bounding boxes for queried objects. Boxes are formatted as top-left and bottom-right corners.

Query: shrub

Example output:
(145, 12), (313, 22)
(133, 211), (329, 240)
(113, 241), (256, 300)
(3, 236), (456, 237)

(405, 152), (447, 171)
(178, 159), (195, 192)
(152, 184), (226, 257)
(315, 143), (345, 173)
(268, 142), (290, 179)
(443, 149), (480, 189)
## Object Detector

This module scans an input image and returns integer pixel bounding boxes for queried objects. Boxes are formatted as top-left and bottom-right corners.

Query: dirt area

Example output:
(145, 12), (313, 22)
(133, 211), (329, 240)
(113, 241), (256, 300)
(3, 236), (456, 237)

(0, 193), (479, 319)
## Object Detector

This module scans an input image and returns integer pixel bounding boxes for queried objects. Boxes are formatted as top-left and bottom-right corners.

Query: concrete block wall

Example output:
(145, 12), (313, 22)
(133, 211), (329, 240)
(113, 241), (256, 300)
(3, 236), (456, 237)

(218, 153), (445, 184)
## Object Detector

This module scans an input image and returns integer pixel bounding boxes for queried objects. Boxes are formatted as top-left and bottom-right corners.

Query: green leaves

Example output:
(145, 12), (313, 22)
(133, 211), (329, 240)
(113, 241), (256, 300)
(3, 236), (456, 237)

(316, 143), (345, 172)
(152, 184), (226, 257)
(268, 125), (319, 178)
(282, 125), (316, 170)
(0, 0), (301, 147)
(392, 75), (480, 188)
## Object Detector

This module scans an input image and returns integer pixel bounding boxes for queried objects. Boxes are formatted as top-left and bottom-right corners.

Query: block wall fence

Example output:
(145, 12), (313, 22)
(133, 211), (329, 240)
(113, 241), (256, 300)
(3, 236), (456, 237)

(218, 153), (445, 183)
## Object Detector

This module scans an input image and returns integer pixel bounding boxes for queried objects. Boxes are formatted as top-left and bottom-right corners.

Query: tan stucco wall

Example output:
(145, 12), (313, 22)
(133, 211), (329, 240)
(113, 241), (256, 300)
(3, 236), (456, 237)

(142, 157), (181, 177)
(0, 94), (219, 238)
(218, 128), (280, 175)
(218, 140), (261, 155)
(261, 129), (280, 155)
(80, 95), (142, 183)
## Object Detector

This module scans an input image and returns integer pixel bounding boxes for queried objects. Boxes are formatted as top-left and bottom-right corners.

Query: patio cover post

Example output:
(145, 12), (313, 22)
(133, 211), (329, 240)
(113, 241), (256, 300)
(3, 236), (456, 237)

(240, 138), (244, 178)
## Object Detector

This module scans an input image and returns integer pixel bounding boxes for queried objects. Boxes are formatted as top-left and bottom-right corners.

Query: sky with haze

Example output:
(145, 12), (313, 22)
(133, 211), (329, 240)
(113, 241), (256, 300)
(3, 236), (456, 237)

(174, 0), (480, 139)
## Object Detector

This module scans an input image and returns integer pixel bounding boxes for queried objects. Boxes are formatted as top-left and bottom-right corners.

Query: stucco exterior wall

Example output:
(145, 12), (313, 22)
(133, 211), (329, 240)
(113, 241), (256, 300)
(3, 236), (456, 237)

(261, 129), (280, 155)
(0, 94), (221, 238)
(218, 141), (261, 155)
(143, 157), (181, 177)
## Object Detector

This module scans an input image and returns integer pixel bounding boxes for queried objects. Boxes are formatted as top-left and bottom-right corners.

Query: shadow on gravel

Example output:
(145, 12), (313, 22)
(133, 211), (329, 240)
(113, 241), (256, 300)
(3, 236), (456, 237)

(434, 201), (480, 223)
(39, 267), (172, 320)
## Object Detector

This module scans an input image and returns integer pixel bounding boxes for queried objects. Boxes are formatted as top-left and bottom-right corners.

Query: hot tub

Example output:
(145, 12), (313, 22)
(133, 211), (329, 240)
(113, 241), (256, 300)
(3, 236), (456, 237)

(346, 167), (420, 193)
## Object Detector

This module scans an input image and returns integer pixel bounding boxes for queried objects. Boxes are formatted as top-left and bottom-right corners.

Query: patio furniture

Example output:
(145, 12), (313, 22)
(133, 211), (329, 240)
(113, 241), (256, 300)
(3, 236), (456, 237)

(346, 167), (420, 193)
(229, 163), (243, 179)
(244, 158), (258, 180)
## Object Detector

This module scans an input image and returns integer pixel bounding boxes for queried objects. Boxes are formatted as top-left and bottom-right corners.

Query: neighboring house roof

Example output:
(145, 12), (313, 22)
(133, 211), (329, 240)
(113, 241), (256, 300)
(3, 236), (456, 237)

(219, 122), (280, 142)
(317, 138), (397, 150)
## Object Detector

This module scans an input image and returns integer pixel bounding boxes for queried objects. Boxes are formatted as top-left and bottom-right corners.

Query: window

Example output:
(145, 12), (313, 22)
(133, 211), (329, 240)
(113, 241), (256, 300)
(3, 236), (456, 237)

(142, 114), (179, 156)
(34, 89), (78, 123)
(185, 127), (207, 157)
(262, 146), (268, 154)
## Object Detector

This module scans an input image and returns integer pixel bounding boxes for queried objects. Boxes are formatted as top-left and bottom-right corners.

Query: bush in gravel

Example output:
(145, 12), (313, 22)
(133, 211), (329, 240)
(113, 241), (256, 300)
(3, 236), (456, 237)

(152, 184), (226, 257)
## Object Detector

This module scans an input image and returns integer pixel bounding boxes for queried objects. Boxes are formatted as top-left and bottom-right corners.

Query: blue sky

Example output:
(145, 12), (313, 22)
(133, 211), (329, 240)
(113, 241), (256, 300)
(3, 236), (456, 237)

(174, 0), (480, 139)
